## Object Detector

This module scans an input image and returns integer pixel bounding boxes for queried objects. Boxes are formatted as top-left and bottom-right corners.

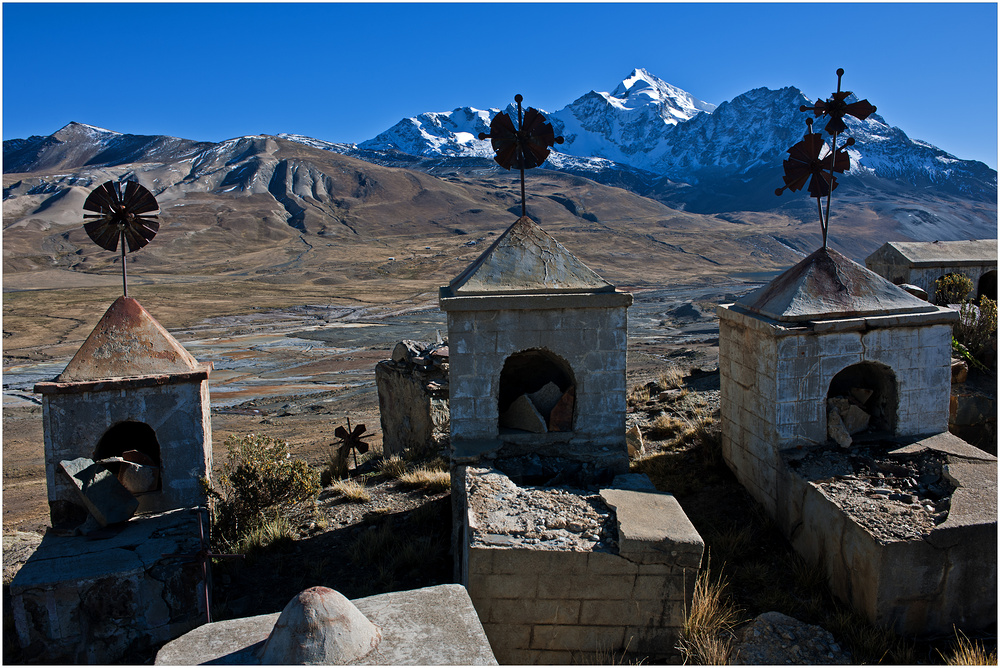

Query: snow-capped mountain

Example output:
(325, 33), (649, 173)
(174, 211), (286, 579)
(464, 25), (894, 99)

(359, 68), (718, 170)
(547, 68), (716, 170)
(3, 68), (995, 256)
(359, 69), (996, 208)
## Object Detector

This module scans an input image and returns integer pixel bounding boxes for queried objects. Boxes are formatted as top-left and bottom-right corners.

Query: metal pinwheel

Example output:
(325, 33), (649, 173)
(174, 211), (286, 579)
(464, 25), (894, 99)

(82, 180), (160, 296)
(333, 418), (373, 471)
(800, 68), (877, 136)
(479, 94), (564, 218)
(775, 69), (873, 247)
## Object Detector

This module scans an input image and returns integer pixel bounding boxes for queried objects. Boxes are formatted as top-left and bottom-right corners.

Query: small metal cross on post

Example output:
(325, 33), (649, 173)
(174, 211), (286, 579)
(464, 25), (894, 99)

(775, 68), (877, 247)
(479, 94), (564, 218)
(161, 506), (244, 624)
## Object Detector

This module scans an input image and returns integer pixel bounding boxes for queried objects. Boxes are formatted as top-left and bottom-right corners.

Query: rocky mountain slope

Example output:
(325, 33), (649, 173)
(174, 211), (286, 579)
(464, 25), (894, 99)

(3, 69), (995, 290)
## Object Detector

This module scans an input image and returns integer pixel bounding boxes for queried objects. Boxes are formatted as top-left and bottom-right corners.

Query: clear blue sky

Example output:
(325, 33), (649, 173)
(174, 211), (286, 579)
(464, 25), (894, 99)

(3, 2), (997, 168)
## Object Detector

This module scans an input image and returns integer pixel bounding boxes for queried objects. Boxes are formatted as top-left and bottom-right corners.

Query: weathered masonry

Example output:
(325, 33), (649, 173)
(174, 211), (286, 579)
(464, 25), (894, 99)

(865, 239), (997, 302)
(718, 246), (997, 635)
(440, 216), (632, 480)
(11, 296), (213, 663)
(442, 216), (703, 662)
(35, 296), (213, 524)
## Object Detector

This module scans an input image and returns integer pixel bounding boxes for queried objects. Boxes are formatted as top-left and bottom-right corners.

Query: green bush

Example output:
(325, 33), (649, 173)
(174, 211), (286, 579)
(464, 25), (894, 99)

(934, 273), (973, 305)
(955, 296), (997, 361)
(207, 433), (320, 545)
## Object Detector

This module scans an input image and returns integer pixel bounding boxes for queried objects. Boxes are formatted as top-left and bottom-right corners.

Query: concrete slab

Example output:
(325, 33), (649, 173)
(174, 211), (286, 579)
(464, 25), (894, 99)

(600, 488), (704, 568)
(59, 457), (138, 526)
(154, 584), (497, 665)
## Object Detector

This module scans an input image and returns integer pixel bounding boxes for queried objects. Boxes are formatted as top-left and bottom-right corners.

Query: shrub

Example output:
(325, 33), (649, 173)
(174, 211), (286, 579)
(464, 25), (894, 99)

(627, 384), (651, 407)
(658, 367), (686, 390)
(677, 556), (741, 665)
(934, 273), (973, 305)
(955, 296), (997, 360)
(378, 454), (407, 479)
(207, 433), (320, 545)
(235, 516), (295, 557)
(939, 628), (998, 665)
(646, 414), (691, 441)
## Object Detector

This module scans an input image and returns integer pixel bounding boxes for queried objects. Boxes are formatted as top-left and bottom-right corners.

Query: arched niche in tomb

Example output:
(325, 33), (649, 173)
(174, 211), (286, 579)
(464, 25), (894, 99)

(498, 348), (575, 434)
(977, 269), (997, 302)
(94, 420), (163, 492)
(827, 361), (899, 435)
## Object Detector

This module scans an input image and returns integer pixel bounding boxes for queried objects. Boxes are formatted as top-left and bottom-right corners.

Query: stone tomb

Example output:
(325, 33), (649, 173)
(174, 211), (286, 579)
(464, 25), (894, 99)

(865, 239), (997, 302)
(375, 339), (450, 457)
(718, 246), (997, 635)
(440, 216), (632, 479)
(10, 509), (209, 663)
(35, 296), (213, 525)
(442, 217), (703, 662)
(11, 296), (214, 662)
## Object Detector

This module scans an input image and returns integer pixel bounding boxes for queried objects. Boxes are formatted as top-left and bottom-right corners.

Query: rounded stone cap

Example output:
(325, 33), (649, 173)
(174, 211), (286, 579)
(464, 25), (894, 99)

(257, 587), (381, 664)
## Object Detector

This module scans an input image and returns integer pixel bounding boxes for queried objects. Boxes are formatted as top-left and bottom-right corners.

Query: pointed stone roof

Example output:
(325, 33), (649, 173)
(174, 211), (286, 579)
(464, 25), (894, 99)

(735, 246), (939, 323)
(57, 296), (204, 382)
(448, 216), (614, 295)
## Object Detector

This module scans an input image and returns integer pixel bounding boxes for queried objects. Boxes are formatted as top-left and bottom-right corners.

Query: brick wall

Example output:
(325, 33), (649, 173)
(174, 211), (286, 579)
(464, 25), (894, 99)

(467, 547), (693, 663)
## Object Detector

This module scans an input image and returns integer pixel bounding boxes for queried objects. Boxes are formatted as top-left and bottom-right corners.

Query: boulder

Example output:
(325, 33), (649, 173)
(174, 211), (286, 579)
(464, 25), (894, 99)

(528, 382), (563, 417)
(626, 426), (645, 457)
(826, 405), (853, 449)
(548, 386), (575, 432)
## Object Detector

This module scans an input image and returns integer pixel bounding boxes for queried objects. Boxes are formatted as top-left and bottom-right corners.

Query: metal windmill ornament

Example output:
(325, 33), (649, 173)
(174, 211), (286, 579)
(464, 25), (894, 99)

(479, 94), (564, 218)
(775, 69), (876, 247)
(82, 180), (160, 297)
(333, 417), (373, 471)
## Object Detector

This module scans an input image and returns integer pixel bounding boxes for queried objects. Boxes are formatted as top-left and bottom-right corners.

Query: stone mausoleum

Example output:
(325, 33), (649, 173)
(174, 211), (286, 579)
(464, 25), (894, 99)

(442, 216), (704, 663)
(718, 245), (996, 635)
(440, 215), (632, 480)
(865, 238), (997, 302)
(10, 296), (214, 663)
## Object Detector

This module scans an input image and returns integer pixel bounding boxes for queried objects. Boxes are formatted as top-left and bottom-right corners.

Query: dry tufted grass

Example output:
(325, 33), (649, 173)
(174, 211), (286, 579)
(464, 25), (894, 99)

(397, 466), (451, 492)
(330, 478), (371, 503)
(677, 556), (741, 665)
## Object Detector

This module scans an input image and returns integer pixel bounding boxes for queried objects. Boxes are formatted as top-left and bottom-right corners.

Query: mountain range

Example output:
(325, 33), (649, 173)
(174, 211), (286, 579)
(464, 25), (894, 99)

(3, 69), (996, 290)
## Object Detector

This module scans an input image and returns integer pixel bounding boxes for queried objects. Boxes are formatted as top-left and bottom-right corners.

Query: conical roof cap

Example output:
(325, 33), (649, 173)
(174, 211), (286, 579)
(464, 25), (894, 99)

(58, 296), (203, 382)
(736, 246), (939, 322)
(257, 587), (381, 664)
(448, 216), (614, 295)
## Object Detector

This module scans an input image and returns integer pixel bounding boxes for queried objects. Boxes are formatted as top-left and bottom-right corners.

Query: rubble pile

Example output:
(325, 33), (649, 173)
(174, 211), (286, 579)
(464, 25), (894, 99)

(466, 468), (615, 551)
(731, 611), (852, 665)
(499, 381), (575, 433)
(826, 387), (883, 448)
(375, 339), (450, 457)
(390, 339), (450, 384)
(786, 445), (955, 542)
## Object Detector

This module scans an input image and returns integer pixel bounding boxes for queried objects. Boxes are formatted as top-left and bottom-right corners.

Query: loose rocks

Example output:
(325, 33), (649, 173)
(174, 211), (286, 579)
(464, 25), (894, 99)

(731, 611), (852, 665)
(467, 468), (614, 551)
